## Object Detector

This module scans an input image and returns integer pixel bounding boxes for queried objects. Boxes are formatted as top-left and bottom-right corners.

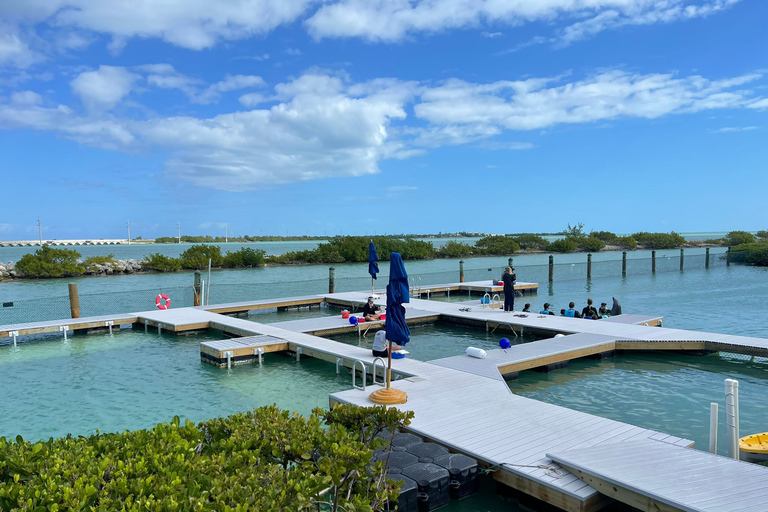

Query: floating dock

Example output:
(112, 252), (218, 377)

(3, 279), (768, 512)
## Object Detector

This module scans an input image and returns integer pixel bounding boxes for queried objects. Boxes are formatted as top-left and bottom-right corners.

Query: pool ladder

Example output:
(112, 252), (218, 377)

(351, 358), (386, 390)
(409, 276), (422, 298)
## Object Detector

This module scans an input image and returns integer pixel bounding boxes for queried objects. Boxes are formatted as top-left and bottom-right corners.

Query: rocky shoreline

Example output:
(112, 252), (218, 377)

(0, 259), (146, 280)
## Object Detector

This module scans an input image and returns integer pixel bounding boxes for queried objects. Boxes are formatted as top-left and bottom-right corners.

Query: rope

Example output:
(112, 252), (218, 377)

(482, 462), (566, 479)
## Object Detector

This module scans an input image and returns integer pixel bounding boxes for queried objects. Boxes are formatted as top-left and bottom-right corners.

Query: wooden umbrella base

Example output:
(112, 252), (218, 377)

(369, 387), (408, 405)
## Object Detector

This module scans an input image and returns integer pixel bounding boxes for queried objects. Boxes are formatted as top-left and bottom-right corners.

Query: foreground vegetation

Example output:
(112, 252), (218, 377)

(11, 228), (766, 278)
(0, 404), (413, 511)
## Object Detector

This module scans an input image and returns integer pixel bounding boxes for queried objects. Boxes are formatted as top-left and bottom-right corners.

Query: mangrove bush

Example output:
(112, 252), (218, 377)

(15, 246), (85, 278)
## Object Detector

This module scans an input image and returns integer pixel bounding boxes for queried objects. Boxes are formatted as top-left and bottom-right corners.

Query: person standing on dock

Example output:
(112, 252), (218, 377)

(502, 266), (516, 311)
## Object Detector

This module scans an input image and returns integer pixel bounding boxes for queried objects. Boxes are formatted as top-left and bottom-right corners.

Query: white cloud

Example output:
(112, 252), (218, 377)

(1, 68), (764, 192)
(748, 98), (768, 110)
(386, 185), (417, 191)
(481, 31), (502, 38)
(711, 126), (759, 133)
(414, 71), (762, 133)
(0, 25), (42, 68)
(239, 93), (266, 107)
(195, 74), (265, 104)
(306, 0), (740, 43)
(0, 223), (12, 233)
(70, 65), (140, 109)
(0, 0), (314, 51)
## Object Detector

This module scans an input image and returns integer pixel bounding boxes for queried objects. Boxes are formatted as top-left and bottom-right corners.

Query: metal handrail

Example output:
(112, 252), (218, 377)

(372, 357), (386, 385)
(352, 360), (367, 390)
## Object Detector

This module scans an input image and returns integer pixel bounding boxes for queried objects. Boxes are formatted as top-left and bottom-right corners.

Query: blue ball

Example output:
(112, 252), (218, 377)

(349, 317), (358, 325)
(499, 338), (511, 349)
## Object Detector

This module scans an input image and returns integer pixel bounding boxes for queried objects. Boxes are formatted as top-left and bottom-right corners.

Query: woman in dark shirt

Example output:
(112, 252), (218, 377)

(362, 297), (381, 321)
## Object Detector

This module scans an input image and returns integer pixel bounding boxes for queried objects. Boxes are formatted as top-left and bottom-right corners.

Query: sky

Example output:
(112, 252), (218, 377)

(0, 0), (766, 240)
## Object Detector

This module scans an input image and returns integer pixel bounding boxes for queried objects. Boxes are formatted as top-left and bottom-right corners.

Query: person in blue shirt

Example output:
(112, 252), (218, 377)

(564, 302), (582, 318)
(539, 303), (555, 315)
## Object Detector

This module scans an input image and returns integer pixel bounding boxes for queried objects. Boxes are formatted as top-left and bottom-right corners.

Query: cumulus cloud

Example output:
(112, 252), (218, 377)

(0, 25), (42, 68)
(711, 126), (759, 133)
(1, 68), (764, 191)
(195, 74), (265, 104)
(306, 0), (740, 43)
(70, 65), (140, 109)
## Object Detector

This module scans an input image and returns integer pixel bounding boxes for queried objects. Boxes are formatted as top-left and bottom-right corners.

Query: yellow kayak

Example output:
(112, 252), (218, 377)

(739, 432), (768, 462)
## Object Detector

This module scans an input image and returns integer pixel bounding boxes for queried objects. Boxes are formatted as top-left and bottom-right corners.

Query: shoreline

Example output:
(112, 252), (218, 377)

(0, 243), (728, 283)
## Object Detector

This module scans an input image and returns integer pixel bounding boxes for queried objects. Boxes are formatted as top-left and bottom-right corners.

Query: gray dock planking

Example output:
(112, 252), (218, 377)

(548, 439), (768, 512)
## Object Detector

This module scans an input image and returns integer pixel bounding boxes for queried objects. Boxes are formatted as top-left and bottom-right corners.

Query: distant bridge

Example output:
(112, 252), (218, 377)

(0, 239), (131, 247)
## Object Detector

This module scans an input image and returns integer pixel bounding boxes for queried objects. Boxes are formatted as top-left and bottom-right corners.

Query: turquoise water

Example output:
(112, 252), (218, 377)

(511, 351), (768, 457)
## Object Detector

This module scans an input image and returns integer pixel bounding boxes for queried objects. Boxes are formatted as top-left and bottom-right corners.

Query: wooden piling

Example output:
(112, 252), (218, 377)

(508, 257), (513, 269)
(705, 247), (710, 269)
(328, 267), (336, 293)
(726, 247), (731, 266)
(622, 252), (627, 276)
(587, 253), (592, 280)
(652, 250), (656, 273)
(548, 255), (554, 283)
(459, 260), (465, 283)
(193, 270), (202, 307)
(680, 248), (685, 271)
(68, 283), (80, 319)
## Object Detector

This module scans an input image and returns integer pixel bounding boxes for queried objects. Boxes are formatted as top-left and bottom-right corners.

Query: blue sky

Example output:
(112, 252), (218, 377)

(0, 0), (766, 240)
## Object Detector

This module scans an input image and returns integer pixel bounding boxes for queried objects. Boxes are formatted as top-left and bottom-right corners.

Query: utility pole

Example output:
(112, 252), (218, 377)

(127, 220), (131, 245)
(225, 224), (228, 243)
(37, 216), (42, 245)
(177, 222), (181, 243)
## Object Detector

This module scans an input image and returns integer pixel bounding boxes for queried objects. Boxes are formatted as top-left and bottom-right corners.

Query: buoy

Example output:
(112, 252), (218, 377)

(155, 294), (171, 310)
(341, 310), (350, 319)
(499, 338), (511, 349)
(349, 317), (358, 325)
(465, 347), (487, 359)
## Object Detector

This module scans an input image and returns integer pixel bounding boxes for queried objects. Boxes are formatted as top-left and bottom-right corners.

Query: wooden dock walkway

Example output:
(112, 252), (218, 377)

(548, 439), (768, 512)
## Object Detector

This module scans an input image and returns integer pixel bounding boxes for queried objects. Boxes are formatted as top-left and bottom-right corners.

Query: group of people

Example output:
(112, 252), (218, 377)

(521, 297), (621, 319)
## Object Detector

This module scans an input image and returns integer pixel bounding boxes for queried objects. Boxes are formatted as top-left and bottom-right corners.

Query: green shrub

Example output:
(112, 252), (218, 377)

(0, 404), (413, 512)
(616, 236), (638, 249)
(142, 253), (182, 272)
(589, 231), (618, 244)
(474, 235), (520, 255)
(575, 237), (606, 252)
(723, 230), (756, 246)
(436, 240), (475, 258)
(83, 254), (116, 266)
(510, 234), (549, 251)
(631, 232), (686, 249)
(179, 244), (224, 269)
(730, 242), (768, 265)
(757, 230), (768, 240)
(223, 247), (266, 268)
(153, 236), (178, 244)
(548, 239), (578, 253)
(15, 246), (85, 278)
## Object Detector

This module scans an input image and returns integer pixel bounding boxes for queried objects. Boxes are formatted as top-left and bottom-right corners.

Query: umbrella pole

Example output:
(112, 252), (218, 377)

(372, 277), (375, 297)
(368, 340), (407, 405)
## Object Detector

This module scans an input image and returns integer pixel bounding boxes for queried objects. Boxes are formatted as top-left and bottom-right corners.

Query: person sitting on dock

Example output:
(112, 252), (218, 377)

(522, 303), (531, 312)
(539, 303), (555, 315)
(372, 329), (401, 358)
(564, 302), (582, 318)
(560, 309), (566, 316)
(363, 297), (382, 321)
(581, 298), (600, 320)
(599, 302), (610, 317)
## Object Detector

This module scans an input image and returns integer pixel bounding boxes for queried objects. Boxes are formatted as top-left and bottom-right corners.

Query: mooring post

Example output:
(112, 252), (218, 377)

(68, 283), (80, 319)
(507, 257), (513, 269)
(548, 255), (554, 283)
(726, 247), (731, 266)
(652, 250), (656, 273)
(680, 248), (685, 271)
(193, 270), (202, 306)
(622, 251), (627, 276)
(328, 267), (336, 294)
(705, 247), (710, 269)
(586, 253), (592, 280)
(459, 260), (465, 283)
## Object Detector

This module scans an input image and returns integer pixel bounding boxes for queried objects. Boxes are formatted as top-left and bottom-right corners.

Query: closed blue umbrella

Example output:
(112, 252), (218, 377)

(368, 241), (379, 296)
(371, 252), (410, 404)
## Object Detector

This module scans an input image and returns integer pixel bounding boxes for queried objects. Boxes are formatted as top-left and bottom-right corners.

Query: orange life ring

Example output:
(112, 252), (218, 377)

(156, 294), (171, 310)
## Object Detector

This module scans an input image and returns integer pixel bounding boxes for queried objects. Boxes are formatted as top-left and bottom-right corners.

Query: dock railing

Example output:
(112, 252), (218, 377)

(0, 249), (729, 326)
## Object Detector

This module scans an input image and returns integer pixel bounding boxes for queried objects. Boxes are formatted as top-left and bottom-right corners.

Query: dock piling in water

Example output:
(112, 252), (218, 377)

(622, 252), (627, 276)
(705, 247), (710, 269)
(727, 247), (731, 266)
(586, 253), (592, 280)
(548, 255), (553, 282)
(328, 267), (336, 293)
(68, 283), (80, 319)
(459, 260), (465, 283)
(193, 271), (202, 307)
(680, 248), (685, 271)
(652, 250), (656, 273)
